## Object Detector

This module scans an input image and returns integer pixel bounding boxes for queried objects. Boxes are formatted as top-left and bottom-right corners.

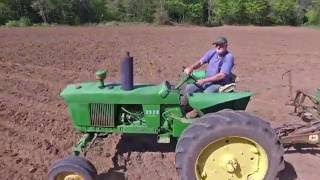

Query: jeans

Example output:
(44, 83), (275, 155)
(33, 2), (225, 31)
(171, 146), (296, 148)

(185, 83), (221, 95)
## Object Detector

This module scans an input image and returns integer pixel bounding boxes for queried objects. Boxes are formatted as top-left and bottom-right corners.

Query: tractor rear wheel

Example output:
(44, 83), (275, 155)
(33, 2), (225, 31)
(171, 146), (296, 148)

(175, 110), (284, 180)
(48, 156), (97, 180)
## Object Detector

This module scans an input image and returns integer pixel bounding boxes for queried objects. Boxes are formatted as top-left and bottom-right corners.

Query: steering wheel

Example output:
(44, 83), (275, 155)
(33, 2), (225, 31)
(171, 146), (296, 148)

(182, 66), (205, 91)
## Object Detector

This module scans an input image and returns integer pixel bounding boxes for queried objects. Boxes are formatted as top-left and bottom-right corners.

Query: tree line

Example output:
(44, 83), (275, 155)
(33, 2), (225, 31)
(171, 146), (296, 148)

(0, 0), (319, 27)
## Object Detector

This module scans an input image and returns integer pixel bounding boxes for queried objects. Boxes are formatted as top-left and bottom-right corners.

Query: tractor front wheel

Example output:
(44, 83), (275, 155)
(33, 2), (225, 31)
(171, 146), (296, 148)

(175, 110), (284, 180)
(48, 156), (97, 180)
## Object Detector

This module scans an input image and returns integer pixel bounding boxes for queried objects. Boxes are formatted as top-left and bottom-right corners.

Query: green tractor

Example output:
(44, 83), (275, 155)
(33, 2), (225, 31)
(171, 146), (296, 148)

(48, 53), (320, 180)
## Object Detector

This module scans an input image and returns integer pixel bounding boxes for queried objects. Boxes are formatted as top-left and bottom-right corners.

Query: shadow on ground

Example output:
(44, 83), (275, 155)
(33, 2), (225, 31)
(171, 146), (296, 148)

(114, 134), (177, 154)
(97, 134), (177, 179)
(97, 160), (299, 180)
(278, 146), (320, 180)
(97, 171), (126, 180)
(278, 161), (298, 180)
(97, 137), (320, 179)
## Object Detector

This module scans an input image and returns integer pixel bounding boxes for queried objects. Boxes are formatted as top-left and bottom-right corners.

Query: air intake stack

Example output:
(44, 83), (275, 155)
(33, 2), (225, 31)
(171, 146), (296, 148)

(121, 52), (134, 91)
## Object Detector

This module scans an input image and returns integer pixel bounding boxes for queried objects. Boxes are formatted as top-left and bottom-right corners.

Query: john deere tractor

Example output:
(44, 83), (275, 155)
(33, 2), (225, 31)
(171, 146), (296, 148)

(48, 53), (320, 180)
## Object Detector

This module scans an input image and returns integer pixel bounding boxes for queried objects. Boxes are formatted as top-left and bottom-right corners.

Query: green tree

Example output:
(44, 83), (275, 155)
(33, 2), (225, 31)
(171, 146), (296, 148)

(31, 0), (54, 23)
(0, 0), (310, 26)
(305, 0), (320, 25)
(269, 0), (300, 25)
(213, 0), (246, 25)
(87, 0), (108, 23)
(187, 2), (202, 24)
(4, 0), (40, 23)
(154, 0), (170, 24)
(244, 0), (269, 25)
(0, 0), (13, 25)
(166, 0), (188, 23)
(54, 0), (77, 24)
(124, 0), (156, 22)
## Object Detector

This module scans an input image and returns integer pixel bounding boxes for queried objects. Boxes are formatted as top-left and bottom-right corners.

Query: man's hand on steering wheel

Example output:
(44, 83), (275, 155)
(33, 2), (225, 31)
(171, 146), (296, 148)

(183, 66), (193, 75)
(196, 79), (206, 86)
(183, 67), (205, 91)
(176, 66), (205, 92)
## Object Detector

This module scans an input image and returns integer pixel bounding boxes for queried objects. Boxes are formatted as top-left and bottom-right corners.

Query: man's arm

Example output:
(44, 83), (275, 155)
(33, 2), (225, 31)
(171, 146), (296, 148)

(184, 50), (214, 74)
(184, 60), (203, 74)
(197, 54), (234, 85)
(198, 72), (226, 85)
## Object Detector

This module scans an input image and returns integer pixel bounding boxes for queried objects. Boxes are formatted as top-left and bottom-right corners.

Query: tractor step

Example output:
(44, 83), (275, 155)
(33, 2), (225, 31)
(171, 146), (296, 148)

(157, 134), (170, 143)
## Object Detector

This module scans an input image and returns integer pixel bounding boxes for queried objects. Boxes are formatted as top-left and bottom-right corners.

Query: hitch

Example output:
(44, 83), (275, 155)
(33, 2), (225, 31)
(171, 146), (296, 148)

(276, 88), (320, 148)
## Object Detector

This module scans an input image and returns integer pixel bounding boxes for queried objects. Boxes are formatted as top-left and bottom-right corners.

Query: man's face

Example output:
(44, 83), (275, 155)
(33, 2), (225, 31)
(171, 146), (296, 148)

(215, 44), (227, 55)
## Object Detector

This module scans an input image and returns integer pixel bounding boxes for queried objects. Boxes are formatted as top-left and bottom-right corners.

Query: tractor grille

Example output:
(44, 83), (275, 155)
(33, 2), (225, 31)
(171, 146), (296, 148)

(90, 103), (115, 127)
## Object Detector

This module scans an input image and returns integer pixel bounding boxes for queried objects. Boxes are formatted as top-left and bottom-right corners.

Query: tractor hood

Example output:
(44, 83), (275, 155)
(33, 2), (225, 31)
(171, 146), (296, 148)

(60, 82), (180, 105)
(188, 92), (252, 113)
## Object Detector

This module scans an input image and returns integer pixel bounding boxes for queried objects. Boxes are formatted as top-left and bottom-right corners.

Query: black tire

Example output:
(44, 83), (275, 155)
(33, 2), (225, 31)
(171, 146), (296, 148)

(48, 156), (97, 180)
(175, 110), (284, 180)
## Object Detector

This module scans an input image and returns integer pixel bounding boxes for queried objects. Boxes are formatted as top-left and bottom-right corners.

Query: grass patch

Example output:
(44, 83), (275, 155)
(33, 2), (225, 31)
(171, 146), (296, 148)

(5, 17), (32, 27)
(303, 24), (320, 29)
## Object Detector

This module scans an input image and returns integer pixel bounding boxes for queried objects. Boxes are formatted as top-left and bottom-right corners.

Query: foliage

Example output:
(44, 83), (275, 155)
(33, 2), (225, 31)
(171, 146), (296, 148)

(154, 0), (170, 25)
(269, 0), (300, 25)
(244, 0), (269, 25)
(213, 0), (246, 25)
(305, 0), (320, 25)
(0, 0), (317, 26)
(5, 16), (32, 27)
(187, 2), (202, 24)
(166, 0), (188, 23)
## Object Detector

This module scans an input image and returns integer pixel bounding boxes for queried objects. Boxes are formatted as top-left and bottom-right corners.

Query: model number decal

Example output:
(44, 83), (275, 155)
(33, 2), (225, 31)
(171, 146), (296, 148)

(145, 110), (160, 115)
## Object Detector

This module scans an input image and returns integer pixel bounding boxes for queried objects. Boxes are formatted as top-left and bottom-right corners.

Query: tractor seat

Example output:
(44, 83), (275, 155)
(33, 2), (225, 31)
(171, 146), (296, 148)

(219, 83), (236, 93)
(218, 73), (239, 93)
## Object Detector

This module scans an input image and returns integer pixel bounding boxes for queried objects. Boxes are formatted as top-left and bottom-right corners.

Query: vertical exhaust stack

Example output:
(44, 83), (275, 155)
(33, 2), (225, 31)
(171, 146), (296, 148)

(121, 51), (134, 91)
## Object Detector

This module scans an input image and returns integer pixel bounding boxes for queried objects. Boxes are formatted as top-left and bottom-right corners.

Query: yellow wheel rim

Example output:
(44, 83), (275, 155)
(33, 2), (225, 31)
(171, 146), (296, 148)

(56, 172), (84, 180)
(195, 137), (268, 180)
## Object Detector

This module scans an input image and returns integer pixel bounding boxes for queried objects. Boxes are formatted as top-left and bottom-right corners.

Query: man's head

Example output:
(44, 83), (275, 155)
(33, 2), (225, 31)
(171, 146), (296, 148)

(212, 37), (228, 55)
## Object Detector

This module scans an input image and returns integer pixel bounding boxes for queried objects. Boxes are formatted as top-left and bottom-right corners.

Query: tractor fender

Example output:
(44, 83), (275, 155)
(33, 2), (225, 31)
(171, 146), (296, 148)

(188, 92), (252, 113)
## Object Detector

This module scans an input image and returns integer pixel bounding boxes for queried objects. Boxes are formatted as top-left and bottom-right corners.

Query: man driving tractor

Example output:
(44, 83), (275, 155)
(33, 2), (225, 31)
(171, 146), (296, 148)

(184, 36), (235, 118)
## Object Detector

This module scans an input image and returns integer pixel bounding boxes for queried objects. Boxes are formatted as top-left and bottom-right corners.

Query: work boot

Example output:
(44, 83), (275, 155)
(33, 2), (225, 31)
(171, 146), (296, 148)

(186, 109), (199, 119)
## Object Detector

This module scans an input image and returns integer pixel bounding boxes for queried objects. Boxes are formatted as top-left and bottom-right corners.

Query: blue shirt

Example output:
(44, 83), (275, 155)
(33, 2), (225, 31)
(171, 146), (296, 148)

(200, 49), (234, 85)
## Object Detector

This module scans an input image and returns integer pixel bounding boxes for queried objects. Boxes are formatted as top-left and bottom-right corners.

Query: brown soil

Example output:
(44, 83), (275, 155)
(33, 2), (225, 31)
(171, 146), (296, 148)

(0, 25), (319, 180)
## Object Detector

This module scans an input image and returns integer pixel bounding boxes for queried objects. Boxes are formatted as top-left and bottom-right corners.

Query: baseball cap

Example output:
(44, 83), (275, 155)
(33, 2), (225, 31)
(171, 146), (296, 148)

(212, 36), (228, 45)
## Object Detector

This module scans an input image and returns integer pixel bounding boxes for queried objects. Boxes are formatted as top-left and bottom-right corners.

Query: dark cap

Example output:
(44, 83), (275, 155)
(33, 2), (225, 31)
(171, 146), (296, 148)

(212, 36), (228, 45)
